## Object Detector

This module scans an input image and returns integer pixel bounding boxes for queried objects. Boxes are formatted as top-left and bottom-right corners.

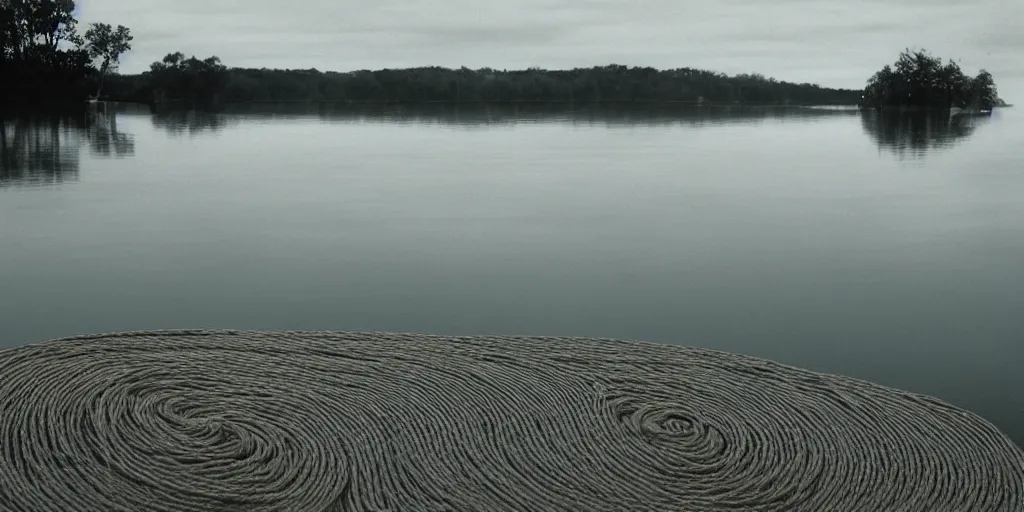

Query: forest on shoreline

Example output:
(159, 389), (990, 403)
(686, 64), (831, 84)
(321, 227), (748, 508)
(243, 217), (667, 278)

(104, 59), (863, 106)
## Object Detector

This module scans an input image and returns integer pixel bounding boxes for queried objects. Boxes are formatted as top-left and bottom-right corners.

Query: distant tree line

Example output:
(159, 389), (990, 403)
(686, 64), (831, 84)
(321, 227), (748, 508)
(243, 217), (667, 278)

(144, 52), (229, 105)
(861, 49), (1002, 110)
(1, 0), (132, 104)
(105, 58), (863, 106)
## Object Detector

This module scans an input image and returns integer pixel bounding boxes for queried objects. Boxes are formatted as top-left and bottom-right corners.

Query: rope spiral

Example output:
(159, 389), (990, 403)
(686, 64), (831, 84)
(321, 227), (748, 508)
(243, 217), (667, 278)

(0, 330), (1021, 511)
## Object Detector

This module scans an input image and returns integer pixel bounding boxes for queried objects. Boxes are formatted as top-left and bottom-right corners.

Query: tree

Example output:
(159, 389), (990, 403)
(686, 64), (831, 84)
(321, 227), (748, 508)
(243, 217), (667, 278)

(146, 53), (228, 105)
(969, 70), (998, 110)
(32, 0), (80, 50)
(1, 0), (104, 103)
(862, 49), (1003, 110)
(84, 22), (132, 97)
(0, 0), (79, 55)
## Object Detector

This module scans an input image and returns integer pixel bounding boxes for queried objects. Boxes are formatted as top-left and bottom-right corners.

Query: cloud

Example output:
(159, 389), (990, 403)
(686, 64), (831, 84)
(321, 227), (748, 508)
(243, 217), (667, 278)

(76, 0), (1023, 97)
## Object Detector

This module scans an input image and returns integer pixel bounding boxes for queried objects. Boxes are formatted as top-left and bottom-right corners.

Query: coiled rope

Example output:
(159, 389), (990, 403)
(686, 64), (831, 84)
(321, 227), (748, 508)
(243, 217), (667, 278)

(0, 330), (1021, 511)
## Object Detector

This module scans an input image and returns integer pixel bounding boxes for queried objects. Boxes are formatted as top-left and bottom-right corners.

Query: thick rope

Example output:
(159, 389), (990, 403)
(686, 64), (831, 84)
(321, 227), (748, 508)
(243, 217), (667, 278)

(0, 330), (1020, 511)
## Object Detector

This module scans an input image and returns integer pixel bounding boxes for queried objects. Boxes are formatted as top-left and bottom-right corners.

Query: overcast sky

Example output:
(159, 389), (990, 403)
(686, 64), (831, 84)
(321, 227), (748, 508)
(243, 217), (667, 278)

(77, 0), (1022, 98)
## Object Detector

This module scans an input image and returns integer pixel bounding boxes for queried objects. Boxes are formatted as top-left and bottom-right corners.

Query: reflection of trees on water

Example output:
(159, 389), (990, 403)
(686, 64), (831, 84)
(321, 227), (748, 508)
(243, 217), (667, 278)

(860, 110), (989, 158)
(0, 111), (135, 187)
(151, 110), (231, 135)
(216, 103), (861, 128)
(1, 116), (82, 187)
(87, 113), (136, 158)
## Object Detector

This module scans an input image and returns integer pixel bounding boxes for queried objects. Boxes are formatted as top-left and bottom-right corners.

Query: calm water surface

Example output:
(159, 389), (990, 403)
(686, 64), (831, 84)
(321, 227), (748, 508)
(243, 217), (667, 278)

(2, 104), (1022, 445)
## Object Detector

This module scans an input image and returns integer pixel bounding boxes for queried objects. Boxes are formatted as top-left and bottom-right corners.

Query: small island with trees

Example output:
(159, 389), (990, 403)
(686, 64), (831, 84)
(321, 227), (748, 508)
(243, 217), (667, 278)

(1, 1), (1007, 111)
(860, 49), (1003, 111)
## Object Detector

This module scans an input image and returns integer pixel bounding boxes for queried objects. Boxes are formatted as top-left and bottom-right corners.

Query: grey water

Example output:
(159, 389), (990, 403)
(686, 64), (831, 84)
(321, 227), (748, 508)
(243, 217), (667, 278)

(1, 104), (1021, 445)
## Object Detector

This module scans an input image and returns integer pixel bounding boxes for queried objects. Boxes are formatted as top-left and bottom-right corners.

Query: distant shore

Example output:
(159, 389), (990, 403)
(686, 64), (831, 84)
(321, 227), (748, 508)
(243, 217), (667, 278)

(103, 63), (863, 108)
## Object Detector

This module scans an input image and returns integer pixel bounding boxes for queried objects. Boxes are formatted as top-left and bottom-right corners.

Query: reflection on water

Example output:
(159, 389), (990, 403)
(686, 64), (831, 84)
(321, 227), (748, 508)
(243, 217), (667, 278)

(1, 105), (1003, 188)
(860, 110), (990, 157)
(0, 110), (135, 187)
(218, 102), (864, 129)
(2, 104), (999, 186)
(138, 103), (866, 134)
(0, 115), (82, 187)
(88, 114), (136, 158)
(0, 103), (1021, 447)
(151, 109), (232, 135)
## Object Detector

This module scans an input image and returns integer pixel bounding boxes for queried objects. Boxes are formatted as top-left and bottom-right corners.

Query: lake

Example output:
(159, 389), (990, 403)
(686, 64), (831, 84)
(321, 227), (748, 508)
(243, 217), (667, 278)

(1, 104), (1021, 446)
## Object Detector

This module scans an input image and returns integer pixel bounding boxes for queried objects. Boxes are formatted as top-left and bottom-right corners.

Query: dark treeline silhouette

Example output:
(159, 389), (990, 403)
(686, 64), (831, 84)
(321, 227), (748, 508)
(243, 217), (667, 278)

(861, 49), (1002, 110)
(105, 56), (863, 106)
(0, 109), (134, 186)
(860, 109), (988, 157)
(1, 0), (132, 104)
(144, 52), (229, 106)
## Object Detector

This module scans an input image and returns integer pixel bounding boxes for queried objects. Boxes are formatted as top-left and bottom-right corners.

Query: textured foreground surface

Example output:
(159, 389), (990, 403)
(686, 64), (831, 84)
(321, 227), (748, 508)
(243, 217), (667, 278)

(0, 331), (1021, 511)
